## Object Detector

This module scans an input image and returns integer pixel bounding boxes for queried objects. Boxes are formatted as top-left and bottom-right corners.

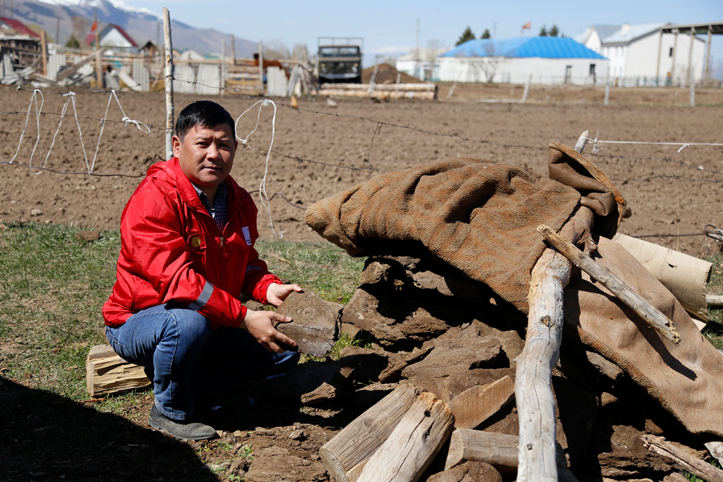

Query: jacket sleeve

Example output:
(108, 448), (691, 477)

(121, 184), (250, 327)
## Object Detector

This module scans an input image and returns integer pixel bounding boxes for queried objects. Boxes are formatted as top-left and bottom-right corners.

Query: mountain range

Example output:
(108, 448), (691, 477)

(3, 0), (257, 56)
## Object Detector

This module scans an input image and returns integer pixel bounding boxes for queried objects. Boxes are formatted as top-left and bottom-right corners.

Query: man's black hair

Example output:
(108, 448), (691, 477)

(175, 101), (235, 141)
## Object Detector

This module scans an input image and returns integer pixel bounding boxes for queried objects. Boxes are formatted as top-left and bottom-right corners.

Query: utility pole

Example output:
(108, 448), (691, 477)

(55, 16), (60, 44)
(492, 21), (498, 39)
(415, 19), (420, 79)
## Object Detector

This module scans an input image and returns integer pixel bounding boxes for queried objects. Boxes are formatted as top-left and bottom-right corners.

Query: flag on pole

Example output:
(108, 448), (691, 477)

(522, 22), (531, 30)
(91, 20), (98, 32)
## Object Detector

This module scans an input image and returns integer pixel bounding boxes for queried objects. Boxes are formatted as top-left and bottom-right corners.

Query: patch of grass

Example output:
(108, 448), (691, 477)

(703, 253), (723, 348)
(0, 222), (120, 399)
(0, 223), (363, 403)
(256, 240), (365, 304)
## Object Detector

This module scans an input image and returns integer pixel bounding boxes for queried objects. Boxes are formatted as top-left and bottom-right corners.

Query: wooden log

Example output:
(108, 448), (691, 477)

(516, 130), (594, 482)
(707, 294), (723, 308)
(320, 82), (436, 92)
(537, 225), (680, 345)
(356, 391), (455, 482)
(319, 385), (422, 482)
(318, 89), (436, 100)
(445, 430), (573, 476)
(86, 345), (151, 397)
(448, 375), (515, 430)
(643, 435), (723, 482)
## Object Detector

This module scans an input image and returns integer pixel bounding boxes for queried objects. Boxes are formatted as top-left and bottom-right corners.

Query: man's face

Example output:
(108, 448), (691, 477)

(173, 123), (238, 191)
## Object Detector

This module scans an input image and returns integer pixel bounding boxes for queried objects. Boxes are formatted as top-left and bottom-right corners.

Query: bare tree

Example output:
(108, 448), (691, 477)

(263, 40), (290, 60)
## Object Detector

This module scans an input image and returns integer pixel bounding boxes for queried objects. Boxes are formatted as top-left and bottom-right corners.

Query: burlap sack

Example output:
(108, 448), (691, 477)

(566, 236), (723, 437)
(305, 158), (581, 313)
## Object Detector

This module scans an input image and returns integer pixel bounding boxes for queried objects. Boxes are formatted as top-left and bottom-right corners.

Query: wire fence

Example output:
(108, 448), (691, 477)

(1, 80), (721, 245)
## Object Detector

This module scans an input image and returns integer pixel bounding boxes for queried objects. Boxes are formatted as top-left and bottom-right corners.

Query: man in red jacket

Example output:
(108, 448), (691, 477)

(103, 101), (301, 440)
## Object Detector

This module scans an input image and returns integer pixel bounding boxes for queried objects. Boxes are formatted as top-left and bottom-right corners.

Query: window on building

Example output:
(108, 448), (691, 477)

(669, 47), (674, 57)
(589, 64), (596, 76)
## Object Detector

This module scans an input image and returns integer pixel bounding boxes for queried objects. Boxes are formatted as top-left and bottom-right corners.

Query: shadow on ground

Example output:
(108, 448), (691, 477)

(0, 377), (218, 482)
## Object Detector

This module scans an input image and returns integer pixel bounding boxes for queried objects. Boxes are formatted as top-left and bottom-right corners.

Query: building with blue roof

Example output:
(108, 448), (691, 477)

(576, 23), (707, 85)
(436, 36), (609, 85)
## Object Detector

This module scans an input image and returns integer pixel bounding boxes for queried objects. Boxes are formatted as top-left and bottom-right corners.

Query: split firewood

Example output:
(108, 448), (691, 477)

(643, 435), (723, 482)
(356, 391), (455, 482)
(319, 385), (422, 482)
(537, 224), (680, 345)
(448, 375), (515, 429)
(86, 345), (150, 397)
(445, 430), (574, 477)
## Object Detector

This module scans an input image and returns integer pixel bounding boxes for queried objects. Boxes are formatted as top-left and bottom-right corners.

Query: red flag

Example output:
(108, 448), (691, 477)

(91, 20), (98, 32)
(522, 22), (531, 30)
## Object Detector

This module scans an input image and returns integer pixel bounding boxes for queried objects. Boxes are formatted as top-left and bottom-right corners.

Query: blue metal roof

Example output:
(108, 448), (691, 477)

(441, 37), (607, 59)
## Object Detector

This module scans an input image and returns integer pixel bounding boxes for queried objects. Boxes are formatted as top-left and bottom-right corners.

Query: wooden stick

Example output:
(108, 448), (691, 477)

(643, 435), (723, 482)
(163, 7), (174, 160)
(537, 225), (680, 345)
(448, 375), (514, 430)
(40, 30), (47, 76)
(515, 131), (593, 482)
(356, 391), (455, 482)
(319, 386), (422, 482)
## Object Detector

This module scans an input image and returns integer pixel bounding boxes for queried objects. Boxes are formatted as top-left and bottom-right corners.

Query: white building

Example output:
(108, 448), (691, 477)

(395, 48), (448, 80)
(577, 23), (707, 85)
(437, 37), (609, 85)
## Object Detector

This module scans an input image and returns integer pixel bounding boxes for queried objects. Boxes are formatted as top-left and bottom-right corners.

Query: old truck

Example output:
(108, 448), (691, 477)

(317, 37), (363, 84)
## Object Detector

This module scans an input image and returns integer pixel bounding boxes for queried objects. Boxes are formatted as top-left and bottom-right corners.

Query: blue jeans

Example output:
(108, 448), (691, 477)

(105, 303), (299, 421)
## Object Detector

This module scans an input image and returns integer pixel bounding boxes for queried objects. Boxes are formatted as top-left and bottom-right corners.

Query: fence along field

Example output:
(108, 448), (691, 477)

(0, 81), (722, 257)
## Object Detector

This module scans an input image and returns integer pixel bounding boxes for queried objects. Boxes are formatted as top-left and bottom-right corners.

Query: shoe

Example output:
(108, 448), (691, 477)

(148, 404), (217, 440)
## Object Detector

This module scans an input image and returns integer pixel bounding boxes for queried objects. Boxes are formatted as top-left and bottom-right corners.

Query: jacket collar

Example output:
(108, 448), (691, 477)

(149, 157), (250, 214)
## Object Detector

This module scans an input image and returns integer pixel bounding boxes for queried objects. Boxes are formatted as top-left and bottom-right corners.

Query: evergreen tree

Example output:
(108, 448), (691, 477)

(65, 35), (81, 49)
(549, 25), (560, 37)
(481, 28), (491, 39)
(539, 25), (548, 36)
(456, 27), (475, 46)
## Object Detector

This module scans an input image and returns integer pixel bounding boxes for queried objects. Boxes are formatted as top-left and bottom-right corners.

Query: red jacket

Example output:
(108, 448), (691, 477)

(102, 157), (279, 329)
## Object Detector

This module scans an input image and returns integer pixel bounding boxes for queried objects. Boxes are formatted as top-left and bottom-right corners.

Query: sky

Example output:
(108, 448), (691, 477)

(121, 0), (723, 74)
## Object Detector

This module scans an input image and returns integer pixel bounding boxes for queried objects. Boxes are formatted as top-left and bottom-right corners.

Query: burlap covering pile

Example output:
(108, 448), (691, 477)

(305, 144), (723, 437)
(305, 158), (581, 313)
(565, 237), (723, 437)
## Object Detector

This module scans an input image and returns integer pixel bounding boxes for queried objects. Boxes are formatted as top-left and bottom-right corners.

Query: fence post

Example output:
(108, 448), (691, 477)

(258, 40), (264, 96)
(163, 7), (174, 160)
(604, 83), (610, 106)
(690, 76), (695, 107)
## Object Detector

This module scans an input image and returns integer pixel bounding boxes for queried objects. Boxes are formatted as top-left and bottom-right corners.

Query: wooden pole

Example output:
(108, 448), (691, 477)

(221, 40), (226, 96)
(231, 34), (236, 65)
(95, 49), (104, 89)
(163, 7), (174, 160)
(356, 391), (455, 482)
(655, 29), (663, 80)
(515, 132), (592, 482)
(537, 225), (680, 345)
(258, 40), (264, 96)
(40, 29), (47, 76)
(604, 84), (610, 106)
(643, 435), (723, 482)
(687, 28), (695, 87)
(704, 26), (713, 83)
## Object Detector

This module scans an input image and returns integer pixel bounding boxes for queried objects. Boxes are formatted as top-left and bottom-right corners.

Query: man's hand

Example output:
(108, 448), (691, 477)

(266, 283), (303, 307)
(242, 309), (297, 353)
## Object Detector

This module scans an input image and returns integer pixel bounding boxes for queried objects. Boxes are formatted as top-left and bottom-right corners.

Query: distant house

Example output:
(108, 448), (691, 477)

(86, 24), (138, 53)
(437, 37), (608, 85)
(178, 49), (204, 61)
(0, 17), (41, 39)
(576, 23), (706, 85)
(139, 40), (159, 57)
(395, 48), (448, 81)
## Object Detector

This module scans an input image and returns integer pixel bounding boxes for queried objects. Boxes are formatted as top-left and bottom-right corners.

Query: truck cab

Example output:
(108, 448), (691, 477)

(317, 37), (363, 84)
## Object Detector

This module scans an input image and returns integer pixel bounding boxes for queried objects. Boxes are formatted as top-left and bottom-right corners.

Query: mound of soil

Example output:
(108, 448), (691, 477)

(362, 62), (423, 84)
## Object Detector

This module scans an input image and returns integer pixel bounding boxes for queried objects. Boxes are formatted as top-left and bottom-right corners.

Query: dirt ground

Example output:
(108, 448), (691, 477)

(1, 83), (722, 258)
(1, 83), (723, 481)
